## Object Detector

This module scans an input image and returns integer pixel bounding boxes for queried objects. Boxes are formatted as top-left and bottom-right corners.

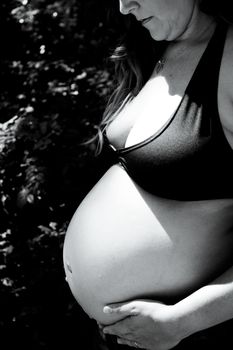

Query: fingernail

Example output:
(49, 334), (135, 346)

(103, 306), (112, 314)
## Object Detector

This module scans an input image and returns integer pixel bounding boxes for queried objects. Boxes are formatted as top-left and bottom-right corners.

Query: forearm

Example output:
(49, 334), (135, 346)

(173, 265), (233, 339)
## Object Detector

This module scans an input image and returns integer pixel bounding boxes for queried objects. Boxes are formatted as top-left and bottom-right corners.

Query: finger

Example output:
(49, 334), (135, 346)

(97, 321), (103, 329)
(103, 302), (139, 316)
(103, 316), (135, 339)
(117, 338), (142, 348)
(103, 317), (132, 337)
(103, 325), (121, 336)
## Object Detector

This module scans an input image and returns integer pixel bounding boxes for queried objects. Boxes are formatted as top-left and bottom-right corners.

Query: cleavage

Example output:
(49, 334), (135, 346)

(106, 75), (183, 149)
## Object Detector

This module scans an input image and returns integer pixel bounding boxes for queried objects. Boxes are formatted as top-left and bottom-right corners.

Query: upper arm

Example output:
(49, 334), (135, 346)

(218, 24), (233, 149)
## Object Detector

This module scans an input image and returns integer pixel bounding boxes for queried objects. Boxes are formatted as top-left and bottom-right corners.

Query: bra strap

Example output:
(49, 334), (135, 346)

(187, 19), (229, 103)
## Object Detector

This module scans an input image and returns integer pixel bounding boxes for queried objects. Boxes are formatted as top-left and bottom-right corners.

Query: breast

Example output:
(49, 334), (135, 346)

(63, 164), (233, 325)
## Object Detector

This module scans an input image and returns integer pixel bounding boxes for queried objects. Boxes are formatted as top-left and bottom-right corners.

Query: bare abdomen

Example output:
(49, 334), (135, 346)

(63, 165), (233, 324)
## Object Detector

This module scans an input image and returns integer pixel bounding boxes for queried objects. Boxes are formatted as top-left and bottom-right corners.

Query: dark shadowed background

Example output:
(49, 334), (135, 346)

(0, 1), (120, 349)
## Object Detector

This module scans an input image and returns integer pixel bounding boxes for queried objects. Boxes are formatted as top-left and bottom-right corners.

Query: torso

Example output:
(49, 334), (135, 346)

(63, 20), (233, 325)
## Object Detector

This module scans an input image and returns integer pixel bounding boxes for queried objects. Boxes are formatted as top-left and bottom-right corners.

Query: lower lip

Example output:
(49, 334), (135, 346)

(141, 17), (153, 26)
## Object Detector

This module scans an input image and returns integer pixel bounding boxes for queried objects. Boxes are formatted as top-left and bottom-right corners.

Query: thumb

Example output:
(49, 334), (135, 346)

(103, 301), (139, 316)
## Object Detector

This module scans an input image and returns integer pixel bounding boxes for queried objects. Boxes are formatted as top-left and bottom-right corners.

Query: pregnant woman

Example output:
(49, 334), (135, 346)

(63, 0), (233, 349)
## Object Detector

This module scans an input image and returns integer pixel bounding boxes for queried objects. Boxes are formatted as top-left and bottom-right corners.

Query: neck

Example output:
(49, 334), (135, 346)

(156, 11), (217, 76)
(175, 7), (216, 44)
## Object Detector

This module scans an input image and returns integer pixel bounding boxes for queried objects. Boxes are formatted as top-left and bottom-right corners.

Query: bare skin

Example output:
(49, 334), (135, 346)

(63, 1), (233, 349)
(100, 1), (233, 349)
(64, 164), (233, 324)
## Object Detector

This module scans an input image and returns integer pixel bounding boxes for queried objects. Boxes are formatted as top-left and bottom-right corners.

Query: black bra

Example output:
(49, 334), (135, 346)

(103, 20), (233, 201)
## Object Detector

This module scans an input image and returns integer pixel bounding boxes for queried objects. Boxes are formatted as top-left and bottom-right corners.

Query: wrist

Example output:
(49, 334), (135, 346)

(152, 303), (195, 343)
(169, 302), (200, 340)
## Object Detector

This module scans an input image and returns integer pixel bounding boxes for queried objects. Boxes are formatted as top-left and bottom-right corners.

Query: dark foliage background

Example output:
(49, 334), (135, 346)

(0, 1), (121, 349)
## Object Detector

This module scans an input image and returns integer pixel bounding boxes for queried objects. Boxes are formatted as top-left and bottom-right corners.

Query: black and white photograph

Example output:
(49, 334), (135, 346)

(1, 1), (233, 349)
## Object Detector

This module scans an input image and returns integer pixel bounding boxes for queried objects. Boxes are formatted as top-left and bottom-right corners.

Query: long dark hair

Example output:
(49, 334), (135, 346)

(101, 15), (167, 125)
(94, 13), (167, 153)
(96, 0), (231, 153)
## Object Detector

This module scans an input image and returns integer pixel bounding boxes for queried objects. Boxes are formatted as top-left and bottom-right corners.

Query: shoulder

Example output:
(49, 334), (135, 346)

(218, 22), (233, 148)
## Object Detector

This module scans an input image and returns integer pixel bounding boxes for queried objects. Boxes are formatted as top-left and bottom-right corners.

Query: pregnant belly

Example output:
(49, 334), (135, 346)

(63, 165), (233, 324)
